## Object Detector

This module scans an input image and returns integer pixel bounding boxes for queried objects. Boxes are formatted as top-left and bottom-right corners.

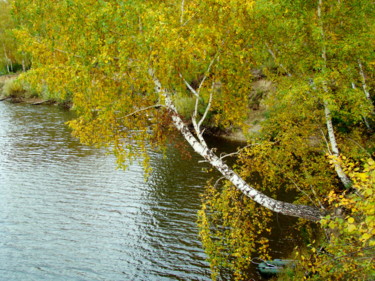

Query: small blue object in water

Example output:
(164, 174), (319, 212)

(257, 259), (295, 276)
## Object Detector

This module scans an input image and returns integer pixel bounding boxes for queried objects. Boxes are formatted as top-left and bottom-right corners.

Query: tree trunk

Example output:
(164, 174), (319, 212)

(323, 101), (352, 187)
(318, 0), (351, 188)
(150, 69), (324, 222)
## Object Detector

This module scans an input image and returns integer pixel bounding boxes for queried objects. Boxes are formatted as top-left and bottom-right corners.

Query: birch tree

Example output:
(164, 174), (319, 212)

(12, 0), (374, 279)
(12, 0), (325, 220)
(198, 0), (374, 279)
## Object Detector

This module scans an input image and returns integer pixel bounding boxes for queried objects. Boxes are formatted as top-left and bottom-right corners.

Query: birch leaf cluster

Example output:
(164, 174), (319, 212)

(11, 0), (374, 280)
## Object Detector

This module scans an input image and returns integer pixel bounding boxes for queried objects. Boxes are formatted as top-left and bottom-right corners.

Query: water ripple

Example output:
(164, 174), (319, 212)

(0, 103), (211, 281)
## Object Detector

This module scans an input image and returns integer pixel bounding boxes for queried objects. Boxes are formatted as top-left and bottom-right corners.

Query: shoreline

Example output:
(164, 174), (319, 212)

(0, 74), (262, 142)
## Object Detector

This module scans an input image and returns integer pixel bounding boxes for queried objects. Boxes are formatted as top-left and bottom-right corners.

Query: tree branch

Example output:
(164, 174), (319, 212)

(118, 104), (164, 120)
(265, 42), (292, 77)
(197, 84), (213, 130)
(358, 60), (372, 104)
(149, 68), (324, 221)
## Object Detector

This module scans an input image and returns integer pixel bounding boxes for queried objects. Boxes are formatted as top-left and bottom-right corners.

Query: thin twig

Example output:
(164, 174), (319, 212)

(219, 144), (263, 160)
(310, 185), (325, 209)
(118, 104), (164, 119)
(347, 138), (372, 157)
(322, 246), (375, 265)
(265, 42), (292, 77)
(198, 54), (219, 92)
(214, 176), (225, 188)
(289, 178), (318, 208)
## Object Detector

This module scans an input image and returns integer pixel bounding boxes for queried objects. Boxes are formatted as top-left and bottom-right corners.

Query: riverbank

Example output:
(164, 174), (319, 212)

(0, 74), (71, 108)
(0, 74), (269, 142)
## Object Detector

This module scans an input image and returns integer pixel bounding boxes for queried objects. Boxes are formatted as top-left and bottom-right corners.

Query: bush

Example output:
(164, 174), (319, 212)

(2, 77), (38, 98)
(173, 93), (196, 120)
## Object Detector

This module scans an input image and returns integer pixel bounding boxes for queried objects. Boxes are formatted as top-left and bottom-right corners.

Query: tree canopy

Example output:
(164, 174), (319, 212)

(11, 0), (374, 279)
(0, 0), (29, 74)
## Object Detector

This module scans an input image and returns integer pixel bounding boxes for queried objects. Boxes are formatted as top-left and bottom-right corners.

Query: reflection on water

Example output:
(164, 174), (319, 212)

(0, 103), (212, 280)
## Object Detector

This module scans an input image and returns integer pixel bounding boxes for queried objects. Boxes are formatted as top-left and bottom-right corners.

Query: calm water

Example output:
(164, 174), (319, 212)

(0, 102), (216, 281)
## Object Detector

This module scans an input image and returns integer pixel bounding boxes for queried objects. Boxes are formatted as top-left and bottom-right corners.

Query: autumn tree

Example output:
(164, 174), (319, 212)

(0, 0), (28, 73)
(198, 0), (374, 279)
(12, 0), (374, 279)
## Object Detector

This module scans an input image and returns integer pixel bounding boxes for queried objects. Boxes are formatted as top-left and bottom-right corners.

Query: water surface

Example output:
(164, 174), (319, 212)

(0, 102), (213, 281)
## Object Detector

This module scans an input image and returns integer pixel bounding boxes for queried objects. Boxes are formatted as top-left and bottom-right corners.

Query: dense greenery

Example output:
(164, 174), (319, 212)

(0, 0), (28, 74)
(8, 0), (375, 280)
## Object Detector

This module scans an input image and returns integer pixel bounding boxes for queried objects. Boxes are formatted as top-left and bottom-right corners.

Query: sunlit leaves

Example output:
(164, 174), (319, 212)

(301, 157), (375, 280)
(198, 180), (272, 280)
(11, 0), (375, 280)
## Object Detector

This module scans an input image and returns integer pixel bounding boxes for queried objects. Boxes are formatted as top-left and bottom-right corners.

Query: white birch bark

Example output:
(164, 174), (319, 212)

(358, 60), (372, 103)
(3, 44), (12, 73)
(149, 69), (323, 221)
(323, 100), (352, 187)
(317, 0), (351, 188)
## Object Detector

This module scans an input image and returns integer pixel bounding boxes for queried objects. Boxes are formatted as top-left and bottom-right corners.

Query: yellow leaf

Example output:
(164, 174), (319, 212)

(361, 233), (372, 241)
(348, 224), (357, 232)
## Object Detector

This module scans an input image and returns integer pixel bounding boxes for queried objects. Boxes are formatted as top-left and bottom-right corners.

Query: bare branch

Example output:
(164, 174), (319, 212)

(182, 13), (197, 26)
(320, 128), (332, 155)
(214, 176), (226, 189)
(192, 99), (208, 146)
(219, 143), (263, 160)
(184, 55), (219, 145)
(197, 85), (213, 130)
(322, 246), (375, 265)
(265, 42), (292, 77)
(324, 100), (352, 187)
(310, 185), (325, 209)
(347, 138), (372, 157)
(179, 73), (199, 97)
(198, 54), (219, 92)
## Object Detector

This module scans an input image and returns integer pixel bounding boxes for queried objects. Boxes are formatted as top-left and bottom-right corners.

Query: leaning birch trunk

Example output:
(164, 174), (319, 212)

(317, 0), (351, 188)
(149, 69), (323, 222)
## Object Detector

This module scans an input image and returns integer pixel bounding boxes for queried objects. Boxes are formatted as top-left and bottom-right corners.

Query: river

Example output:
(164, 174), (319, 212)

(0, 102), (220, 280)
(0, 102), (297, 281)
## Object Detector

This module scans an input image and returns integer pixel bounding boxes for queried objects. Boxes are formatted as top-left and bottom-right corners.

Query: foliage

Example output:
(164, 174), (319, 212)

(289, 157), (375, 280)
(198, 0), (374, 279)
(11, 0), (374, 280)
(1, 75), (47, 100)
(0, 0), (28, 74)
(2, 77), (24, 97)
(11, 0), (258, 165)
(198, 180), (272, 280)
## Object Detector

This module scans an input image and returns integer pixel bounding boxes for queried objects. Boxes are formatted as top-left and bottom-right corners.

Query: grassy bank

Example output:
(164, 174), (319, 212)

(0, 74), (71, 108)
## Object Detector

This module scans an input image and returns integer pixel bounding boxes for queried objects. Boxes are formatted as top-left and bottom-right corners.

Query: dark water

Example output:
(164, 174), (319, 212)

(0, 102), (217, 281)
